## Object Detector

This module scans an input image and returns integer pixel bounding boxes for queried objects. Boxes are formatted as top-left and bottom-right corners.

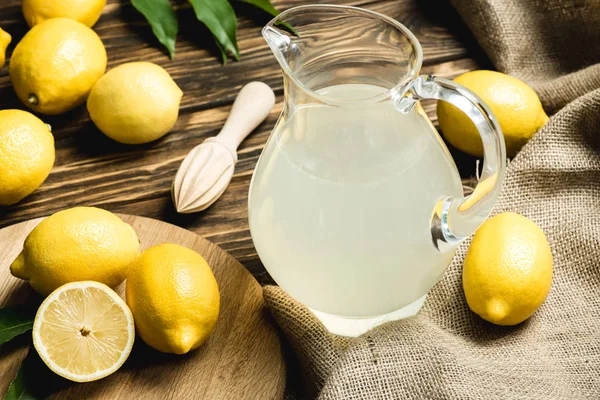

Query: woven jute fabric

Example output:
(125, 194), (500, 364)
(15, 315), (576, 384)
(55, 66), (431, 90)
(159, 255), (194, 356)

(450, 0), (600, 113)
(264, 0), (600, 398)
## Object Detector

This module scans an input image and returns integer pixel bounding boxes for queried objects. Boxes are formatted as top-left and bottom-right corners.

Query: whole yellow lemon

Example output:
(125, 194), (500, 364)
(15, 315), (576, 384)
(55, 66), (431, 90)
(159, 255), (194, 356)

(126, 244), (220, 354)
(9, 18), (107, 115)
(23, 0), (107, 28)
(0, 110), (55, 206)
(10, 207), (140, 296)
(0, 27), (11, 69)
(437, 70), (549, 157)
(87, 62), (183, 145)
(463, 212), (553, 326)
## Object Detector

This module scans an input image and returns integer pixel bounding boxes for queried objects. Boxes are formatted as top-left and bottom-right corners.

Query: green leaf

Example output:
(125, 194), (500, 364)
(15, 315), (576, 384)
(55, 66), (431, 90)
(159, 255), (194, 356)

(190, 0), (240, 61)
(131, 0), (179, 59)
(5, 357), (31, 400)
(0, 307), (34, 345)
(5, 351), (45, 400)
(239, 0), (296, 35)
(239, 0), (279, 17)
(214, 40), (228, 65)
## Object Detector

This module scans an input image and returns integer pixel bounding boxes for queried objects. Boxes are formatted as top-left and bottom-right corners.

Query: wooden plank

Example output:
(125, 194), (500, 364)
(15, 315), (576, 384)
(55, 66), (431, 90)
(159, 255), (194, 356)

(0, 0), (470, 112)
(0, 0), (482, 283)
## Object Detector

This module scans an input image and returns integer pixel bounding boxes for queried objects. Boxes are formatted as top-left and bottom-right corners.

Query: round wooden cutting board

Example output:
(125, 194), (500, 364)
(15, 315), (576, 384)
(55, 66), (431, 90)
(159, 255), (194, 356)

(0, 215), (285, 399)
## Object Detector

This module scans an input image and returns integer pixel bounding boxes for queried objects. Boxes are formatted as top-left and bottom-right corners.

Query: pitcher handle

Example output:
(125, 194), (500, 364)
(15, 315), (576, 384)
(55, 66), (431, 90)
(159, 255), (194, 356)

(395, 75), (506, 249)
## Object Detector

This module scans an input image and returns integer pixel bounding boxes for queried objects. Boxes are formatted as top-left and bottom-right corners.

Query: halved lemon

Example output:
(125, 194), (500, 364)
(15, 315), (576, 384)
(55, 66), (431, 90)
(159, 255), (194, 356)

(32, 281), (135, 382)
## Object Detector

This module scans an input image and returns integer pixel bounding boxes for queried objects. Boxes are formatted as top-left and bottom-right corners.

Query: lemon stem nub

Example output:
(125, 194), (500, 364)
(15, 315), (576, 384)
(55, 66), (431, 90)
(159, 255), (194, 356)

(486, 298), (509, 322)
(28, 94), (39, 105)
(10, 252), (29, 280)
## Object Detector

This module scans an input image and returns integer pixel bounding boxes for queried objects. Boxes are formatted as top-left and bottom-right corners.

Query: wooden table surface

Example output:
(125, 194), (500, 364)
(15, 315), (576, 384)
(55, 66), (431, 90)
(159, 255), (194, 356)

(0, 0), (488, 283)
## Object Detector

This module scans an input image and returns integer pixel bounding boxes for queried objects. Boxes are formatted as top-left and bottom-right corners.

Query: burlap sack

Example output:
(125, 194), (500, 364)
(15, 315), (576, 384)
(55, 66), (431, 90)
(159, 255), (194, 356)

(450, 0), (600, 113)
(263, 0), (600, 398)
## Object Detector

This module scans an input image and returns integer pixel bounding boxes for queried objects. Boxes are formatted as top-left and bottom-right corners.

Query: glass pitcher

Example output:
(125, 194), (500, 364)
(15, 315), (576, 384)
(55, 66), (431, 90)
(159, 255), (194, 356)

(248, 5), (506, 337)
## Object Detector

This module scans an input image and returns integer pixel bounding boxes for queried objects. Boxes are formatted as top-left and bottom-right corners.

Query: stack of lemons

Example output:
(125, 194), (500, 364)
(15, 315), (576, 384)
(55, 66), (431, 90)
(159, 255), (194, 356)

(435, 71), (553, 325)
(0, 0), (182, 206)
(0, 0), (201, 385)
(11, 206), (220, 382)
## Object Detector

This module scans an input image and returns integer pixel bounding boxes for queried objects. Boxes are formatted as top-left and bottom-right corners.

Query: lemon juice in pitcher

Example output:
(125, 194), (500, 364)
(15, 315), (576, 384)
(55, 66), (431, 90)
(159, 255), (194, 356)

(249, 5), (506, 336)
(249, 83), (463, 323)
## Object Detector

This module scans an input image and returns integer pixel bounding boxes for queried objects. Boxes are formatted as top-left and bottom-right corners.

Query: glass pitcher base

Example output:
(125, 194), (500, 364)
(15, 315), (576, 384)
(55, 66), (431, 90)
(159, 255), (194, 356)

(309, 295), (427, 337)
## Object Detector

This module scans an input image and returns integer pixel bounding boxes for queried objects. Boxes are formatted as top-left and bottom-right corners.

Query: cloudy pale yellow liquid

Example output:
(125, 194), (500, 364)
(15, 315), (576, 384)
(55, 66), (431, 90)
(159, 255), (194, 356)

(249, 84), (463, 317)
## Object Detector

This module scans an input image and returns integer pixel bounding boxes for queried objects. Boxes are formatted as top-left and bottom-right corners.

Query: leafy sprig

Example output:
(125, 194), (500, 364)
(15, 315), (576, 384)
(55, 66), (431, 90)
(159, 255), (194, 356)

(131, 0), (282, 62)
(0, 306), (34, 345)
(0, 305), (39, 400)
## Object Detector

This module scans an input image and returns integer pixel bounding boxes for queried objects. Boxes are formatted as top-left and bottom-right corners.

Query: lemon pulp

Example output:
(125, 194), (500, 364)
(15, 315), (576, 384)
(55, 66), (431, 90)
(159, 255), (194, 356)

(33, 281), (135, 382)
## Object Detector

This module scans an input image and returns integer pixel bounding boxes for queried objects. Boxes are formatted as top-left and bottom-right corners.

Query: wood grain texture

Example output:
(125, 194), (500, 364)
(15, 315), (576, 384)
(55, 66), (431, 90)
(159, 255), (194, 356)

(0, 0), (487, 283)
(0, 215), (286, 399)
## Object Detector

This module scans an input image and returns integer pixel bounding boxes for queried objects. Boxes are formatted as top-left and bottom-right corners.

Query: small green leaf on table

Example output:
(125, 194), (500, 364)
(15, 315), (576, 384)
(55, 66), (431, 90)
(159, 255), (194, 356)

(214, 40), (228, 65)
(0, 306), (35, 345)
(190, 0), (240, 61)
(240, 0), (296, 35)
(5, 351), (45, 400)
(131, 0), (179, 59)
(239, 0), (279, 17)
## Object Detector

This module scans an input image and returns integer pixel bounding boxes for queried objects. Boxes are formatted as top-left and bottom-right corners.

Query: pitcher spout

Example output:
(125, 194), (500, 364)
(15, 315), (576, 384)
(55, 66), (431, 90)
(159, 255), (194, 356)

(262, 23), (298, 76)
(262, 25), (292, 55)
